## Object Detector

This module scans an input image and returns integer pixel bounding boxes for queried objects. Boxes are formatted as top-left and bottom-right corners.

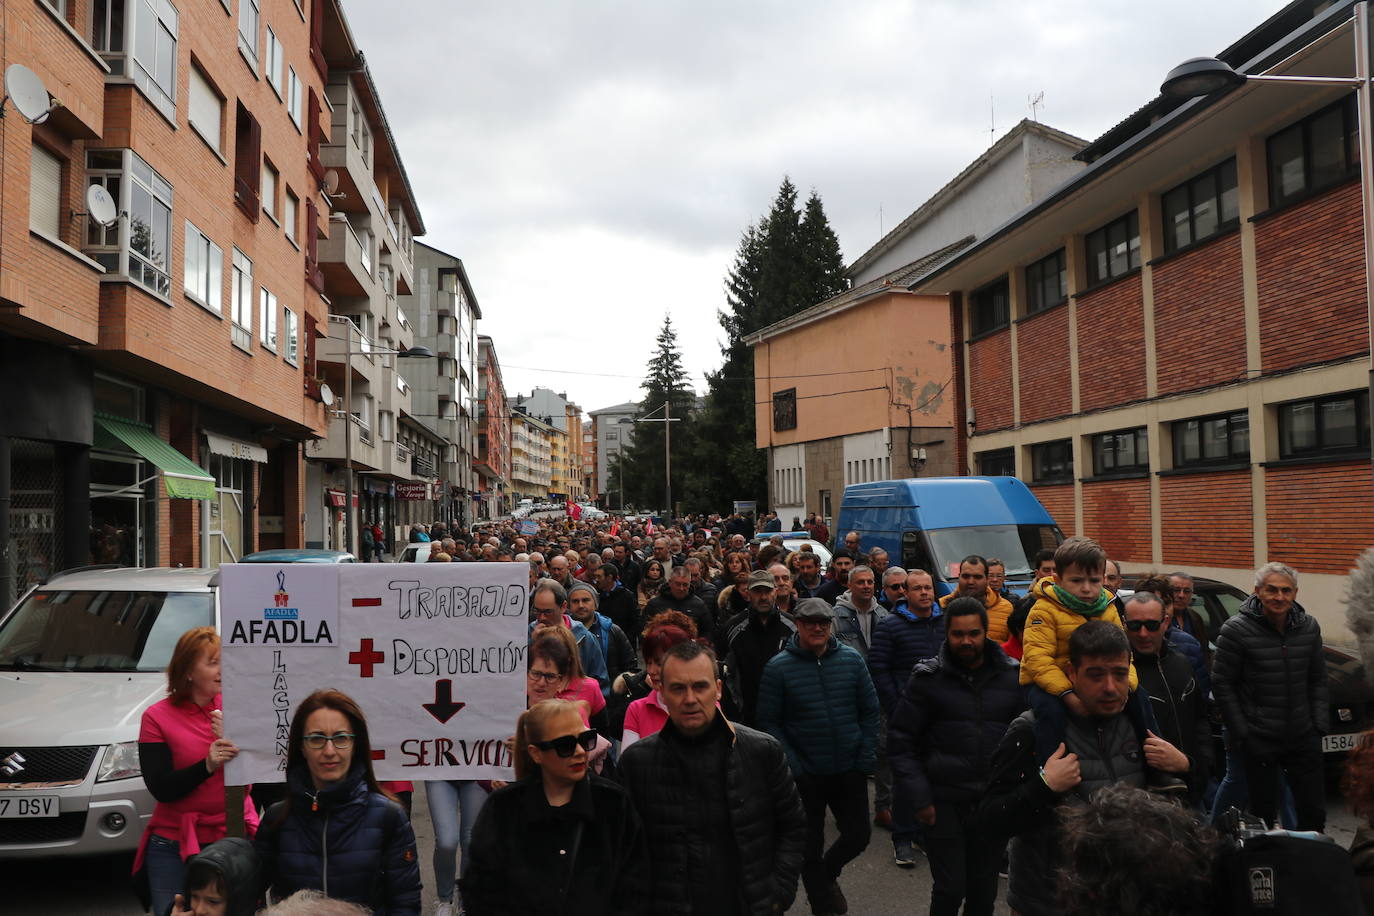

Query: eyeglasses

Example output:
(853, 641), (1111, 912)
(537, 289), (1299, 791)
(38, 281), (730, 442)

(1125, 619), (1164, 632)
(533, 729), (598, 757)
(527, 669), (563, 684)
(302, 732), (354, 750)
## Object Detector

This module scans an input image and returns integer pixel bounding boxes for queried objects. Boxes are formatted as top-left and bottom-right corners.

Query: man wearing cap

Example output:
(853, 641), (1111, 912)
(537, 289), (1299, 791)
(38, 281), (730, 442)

(756, 598), (881, 916)
(568, 580), (635, 689)
(723, 569), (797, 726)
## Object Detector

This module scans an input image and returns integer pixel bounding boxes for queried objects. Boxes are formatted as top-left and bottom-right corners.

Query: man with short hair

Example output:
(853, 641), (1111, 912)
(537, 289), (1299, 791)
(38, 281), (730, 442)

(985, 558), (1014, 602)
(619, 641), (807, 916)
(815, 549), (856, 605)
(938, 555), (1014, 643)
(546, 553), (572, 589)
(684, 556), (719, 608)
(878, 566), (908, 610)
(724, 569), (796, 726)
(794, 551), (824, 600)
(832, 565), (894, 830)
(888, 596), (1024, 913)
(528, 578), (609, 696)
(1103, 558), (1124, 594)
(651, 537), (673, 576)
(1212, 562), (1327, 831)
(1167, 571), (1212, 669)
(770, 563), (798, 618)
(867, 547), (889, 581)
(612, 541), (640, 593)
(594, 562), (640, 648)
(843, 531), (862, 553)
(757, 599), (880, 916)
(643, 564), (714, 647)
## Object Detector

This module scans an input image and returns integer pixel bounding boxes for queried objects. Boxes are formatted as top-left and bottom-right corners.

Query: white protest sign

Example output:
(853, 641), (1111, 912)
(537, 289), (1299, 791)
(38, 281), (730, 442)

(220, 562), (528, 785)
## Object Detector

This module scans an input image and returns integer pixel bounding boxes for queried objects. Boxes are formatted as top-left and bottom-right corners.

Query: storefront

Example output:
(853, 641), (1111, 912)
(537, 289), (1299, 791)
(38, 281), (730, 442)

(202, 432), (268, 566)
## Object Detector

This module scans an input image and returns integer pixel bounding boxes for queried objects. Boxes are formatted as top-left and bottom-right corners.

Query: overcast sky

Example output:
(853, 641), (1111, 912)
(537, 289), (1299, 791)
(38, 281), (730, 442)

(342, 0), (1291, 412)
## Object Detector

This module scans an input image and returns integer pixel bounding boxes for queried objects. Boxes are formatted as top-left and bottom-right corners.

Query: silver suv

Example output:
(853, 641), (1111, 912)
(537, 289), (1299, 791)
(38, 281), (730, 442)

(0, 567), (217, 858)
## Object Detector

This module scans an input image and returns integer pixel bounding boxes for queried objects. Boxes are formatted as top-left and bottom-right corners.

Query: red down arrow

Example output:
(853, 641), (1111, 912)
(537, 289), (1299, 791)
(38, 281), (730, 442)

(422, 679), (467, 724)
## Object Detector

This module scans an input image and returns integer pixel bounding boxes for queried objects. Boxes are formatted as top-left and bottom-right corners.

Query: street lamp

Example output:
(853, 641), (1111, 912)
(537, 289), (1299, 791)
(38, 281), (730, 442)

(333, 322), (433, 556)
(633, 401), (680, 518)
(1160, 2), (1374, 488)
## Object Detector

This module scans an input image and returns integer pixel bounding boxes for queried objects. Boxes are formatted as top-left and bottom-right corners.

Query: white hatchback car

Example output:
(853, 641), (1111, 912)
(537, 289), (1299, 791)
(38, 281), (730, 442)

(0, 566), (217, 858)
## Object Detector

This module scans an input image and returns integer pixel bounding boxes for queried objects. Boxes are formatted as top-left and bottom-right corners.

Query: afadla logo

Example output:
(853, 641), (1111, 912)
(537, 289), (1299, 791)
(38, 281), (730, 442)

(227, 568), (332, 645)
(267, 570), (297, 619)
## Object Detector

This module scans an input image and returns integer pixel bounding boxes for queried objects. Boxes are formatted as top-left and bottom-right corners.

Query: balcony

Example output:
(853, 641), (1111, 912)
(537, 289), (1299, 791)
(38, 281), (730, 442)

(308, 405), (382, 471)
(318, 217), (375, 298)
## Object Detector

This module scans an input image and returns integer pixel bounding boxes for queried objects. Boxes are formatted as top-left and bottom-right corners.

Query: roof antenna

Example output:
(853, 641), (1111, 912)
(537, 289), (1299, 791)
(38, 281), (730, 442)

(989, 93), (996, 147)
(1029, 91), (1045, 122)
(878, 203), (884, 238)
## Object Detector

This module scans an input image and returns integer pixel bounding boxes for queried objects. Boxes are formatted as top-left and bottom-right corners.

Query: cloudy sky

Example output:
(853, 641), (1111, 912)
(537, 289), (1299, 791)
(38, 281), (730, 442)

(343, 0), (1291, 412)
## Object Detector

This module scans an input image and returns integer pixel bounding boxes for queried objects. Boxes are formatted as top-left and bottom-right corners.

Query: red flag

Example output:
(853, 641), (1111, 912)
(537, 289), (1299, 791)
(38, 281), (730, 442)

(570, 503), (583, 521)
(610, 519), (620, 537)
(646, 518), (655, 536)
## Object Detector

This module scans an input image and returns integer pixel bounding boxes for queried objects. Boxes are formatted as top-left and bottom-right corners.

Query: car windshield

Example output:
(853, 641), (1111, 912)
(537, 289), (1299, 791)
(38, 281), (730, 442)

(0, 590), (214, 672)
(924, 525), (1060, 580)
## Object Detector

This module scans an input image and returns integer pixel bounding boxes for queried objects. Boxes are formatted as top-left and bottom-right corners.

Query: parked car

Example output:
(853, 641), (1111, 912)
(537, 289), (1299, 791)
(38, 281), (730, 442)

(749, 535), (833, 573)
(398, 541), (445, 563)
(1119, 573), (1373, 762)
(240, 548), (356, 563)
(0, 566), (218, 859)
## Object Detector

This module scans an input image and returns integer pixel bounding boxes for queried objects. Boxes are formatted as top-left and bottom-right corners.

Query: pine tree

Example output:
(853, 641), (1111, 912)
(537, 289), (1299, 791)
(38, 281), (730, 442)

(609, 315), (697, 511)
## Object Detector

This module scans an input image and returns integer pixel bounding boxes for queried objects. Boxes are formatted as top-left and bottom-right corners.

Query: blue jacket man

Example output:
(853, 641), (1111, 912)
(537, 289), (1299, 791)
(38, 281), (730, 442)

(868, 570), (944, 716)
(529, 578), (609, 697)
(756, 598), (879, 915)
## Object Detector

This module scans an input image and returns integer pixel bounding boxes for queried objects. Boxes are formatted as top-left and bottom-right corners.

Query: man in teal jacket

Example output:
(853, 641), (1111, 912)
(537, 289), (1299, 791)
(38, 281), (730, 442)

(757, 598), (880, 916)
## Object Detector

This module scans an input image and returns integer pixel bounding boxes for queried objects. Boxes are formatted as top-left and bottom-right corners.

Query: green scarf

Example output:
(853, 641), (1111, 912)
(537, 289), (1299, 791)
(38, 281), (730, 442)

(1051, 584), (1111, 616)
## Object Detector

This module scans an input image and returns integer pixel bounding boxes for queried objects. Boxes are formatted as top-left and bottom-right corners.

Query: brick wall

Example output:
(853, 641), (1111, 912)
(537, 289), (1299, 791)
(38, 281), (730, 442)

(1031, 483), (1076, 536)
(1017, 306), (1072, 424)
(951, 292), (968, 474)
(1266, 461), (1374, 573)
(1076, 274), (1146, 412)
(1081, 478), (1151, 563)
(1153, 233), (1246, 396)
(1160, 469), (1253, 567)
(968, 328), (1013, 433)
(1255, 179), (1366, 374)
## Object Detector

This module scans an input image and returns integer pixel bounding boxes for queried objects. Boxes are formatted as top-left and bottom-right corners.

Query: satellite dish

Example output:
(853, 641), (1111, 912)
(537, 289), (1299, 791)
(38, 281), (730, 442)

(319, 383), (335, 406)
(85, 184), (118, 228)
(4, 64), (55, 124)
(323, 169), (340, 196)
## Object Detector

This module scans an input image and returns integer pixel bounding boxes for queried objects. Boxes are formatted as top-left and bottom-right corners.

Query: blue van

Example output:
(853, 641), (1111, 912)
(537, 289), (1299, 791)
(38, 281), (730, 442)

(834, 476), (1063, 598)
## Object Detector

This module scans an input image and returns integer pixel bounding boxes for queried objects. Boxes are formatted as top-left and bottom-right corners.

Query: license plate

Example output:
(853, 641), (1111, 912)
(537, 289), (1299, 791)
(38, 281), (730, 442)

(1322, 732), (1363, 753)
(0, 795), (58, 818)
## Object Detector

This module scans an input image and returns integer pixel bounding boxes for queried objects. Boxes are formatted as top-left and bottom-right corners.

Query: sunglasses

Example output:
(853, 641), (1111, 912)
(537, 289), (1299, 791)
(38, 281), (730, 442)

(302, 732), (354, 750)
(533, 729), (598, 757)
(1125, 619), (1164, 632)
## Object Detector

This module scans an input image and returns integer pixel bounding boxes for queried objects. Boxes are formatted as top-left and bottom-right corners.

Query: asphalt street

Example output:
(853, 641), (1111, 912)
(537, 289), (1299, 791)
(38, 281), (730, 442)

(13, 780), (1363, 916)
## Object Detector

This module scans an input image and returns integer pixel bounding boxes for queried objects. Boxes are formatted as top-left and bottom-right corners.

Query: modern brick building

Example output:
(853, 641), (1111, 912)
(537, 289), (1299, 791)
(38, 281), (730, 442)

(475, 335), (511, 520)
(912, 0), (1373, 631)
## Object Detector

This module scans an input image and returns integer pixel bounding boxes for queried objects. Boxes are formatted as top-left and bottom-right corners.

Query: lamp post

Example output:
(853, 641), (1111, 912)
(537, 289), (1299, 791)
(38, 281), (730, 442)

(335, 321), (433, 556)
(1161, 2), (1374, 475)
(634, 401), (680, 518)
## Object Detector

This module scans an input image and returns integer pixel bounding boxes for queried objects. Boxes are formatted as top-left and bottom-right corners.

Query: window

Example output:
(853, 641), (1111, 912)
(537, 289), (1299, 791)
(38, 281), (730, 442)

(92, 0), (179, 120)
(1091, 427), (1149, 476)
(360, 119), (371, 161)
(1163, 159), (1239, 253)
(183, 220), (223, 311)
(283, 307), (299, 364)
(1084, 210), (1140, 286)
(379, 410), (394, 442)
(287, 67), (303, 128)
(977, 448), (1015, 477)
(238, 0), (259, 67)
(261, 161), (278, 222)
(359, 227), (374, 274)
(266, 26), (284, 96)
(1268, 95), (1359, 208)
(1173, 410), (1249, 467)
(188, 66), (223, 152)
(233, 102), (262, 221)
(284, 189), (299, 244)
(231, 248), (253, 349)
(1031, 439), (1073, 484)
(1278, 390), (1370, 458)
(259, 287), (278, 351)
(1025, 249), (1066, 315)
(772, 388), (797, 431)
(351, 101), (361, 147)
(970, 276), (1009, 335)
(29, 145), (62, 239)
(85, 149), (173, 297)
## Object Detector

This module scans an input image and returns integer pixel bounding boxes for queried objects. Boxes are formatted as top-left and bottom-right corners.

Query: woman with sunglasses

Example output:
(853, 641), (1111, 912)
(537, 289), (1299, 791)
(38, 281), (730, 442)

(255, 689), (421, 914)
(460, 699), (648, 915)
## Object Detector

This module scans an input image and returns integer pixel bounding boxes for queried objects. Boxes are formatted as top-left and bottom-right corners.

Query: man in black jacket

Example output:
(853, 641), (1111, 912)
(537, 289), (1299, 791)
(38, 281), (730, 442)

(723, 569), (796, 726)
(643, 565), (715, 647)
(619, 641), (806, 916)
(887, 597), (1025, 916)
(1212, 562), (1328, 831)
(1124, 591), (1212, 803)
(594, 562), (641, 649)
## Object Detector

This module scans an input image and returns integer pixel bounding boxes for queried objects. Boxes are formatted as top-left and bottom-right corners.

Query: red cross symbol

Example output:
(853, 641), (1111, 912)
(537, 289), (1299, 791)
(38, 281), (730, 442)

(348, 638), (385, 678)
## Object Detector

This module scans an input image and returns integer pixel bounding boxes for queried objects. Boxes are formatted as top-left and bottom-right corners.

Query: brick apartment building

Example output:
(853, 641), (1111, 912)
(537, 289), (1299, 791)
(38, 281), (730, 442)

(475, 335), (511, 521)
(913, 0), (1374, 631)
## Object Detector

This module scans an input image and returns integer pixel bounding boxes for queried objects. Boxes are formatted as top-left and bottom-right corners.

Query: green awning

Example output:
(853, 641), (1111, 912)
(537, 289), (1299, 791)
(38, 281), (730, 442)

(94, 416), (216, 500)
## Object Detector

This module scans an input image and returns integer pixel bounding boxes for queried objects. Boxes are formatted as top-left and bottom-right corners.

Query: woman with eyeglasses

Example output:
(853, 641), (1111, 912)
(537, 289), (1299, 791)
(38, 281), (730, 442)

(460, 699), (648, 915)
(254, 689), (421, 915)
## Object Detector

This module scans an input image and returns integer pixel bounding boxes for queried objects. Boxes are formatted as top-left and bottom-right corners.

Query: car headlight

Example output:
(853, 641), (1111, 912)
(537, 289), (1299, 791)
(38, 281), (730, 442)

(96, 741), (141, 782)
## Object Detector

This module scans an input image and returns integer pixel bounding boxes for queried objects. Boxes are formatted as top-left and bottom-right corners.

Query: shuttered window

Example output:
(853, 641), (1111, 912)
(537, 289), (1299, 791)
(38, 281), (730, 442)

(30, 145), (62, 238)
(188, 67), (222, 151)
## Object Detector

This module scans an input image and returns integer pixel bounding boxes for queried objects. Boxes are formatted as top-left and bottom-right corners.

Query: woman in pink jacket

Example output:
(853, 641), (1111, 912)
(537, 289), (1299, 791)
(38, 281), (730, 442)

(134, 627), (258, 916)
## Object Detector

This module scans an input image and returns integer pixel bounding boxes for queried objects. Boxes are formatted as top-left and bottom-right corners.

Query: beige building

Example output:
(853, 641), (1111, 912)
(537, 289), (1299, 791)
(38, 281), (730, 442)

(510, 407), (555, 500)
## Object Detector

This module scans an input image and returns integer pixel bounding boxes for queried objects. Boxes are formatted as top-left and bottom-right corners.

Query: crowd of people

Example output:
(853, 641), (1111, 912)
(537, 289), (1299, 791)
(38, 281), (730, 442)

(129, 510), (1374, 915)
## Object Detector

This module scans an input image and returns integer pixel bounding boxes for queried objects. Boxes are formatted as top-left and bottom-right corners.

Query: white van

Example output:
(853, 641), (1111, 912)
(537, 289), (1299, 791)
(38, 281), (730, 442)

(0, 566), (217, 858)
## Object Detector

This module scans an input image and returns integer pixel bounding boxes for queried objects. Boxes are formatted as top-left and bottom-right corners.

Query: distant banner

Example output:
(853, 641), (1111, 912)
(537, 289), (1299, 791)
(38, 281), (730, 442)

(518, 519), (540, 535)
(220, 563), (527, 784)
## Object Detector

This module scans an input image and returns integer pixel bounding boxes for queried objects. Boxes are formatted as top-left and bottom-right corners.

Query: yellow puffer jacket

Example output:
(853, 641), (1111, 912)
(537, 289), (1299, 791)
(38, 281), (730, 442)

(939, 588), (1014, 643)
(1017, 577), (1137, 695)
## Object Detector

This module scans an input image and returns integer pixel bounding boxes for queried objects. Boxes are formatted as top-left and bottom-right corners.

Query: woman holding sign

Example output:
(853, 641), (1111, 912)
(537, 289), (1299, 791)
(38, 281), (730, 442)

(134, 627), (259, 916)
(255, 689), (421, 915)
(460, 699), (648, 914)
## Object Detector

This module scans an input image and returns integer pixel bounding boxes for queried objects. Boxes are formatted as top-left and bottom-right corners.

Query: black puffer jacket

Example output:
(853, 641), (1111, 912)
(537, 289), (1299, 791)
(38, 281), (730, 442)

(1135, 641), (1213, 798)
(618, 716), (806, 915)
(887, 640), (1025, 809)
(1212, 595), (1329, 756)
